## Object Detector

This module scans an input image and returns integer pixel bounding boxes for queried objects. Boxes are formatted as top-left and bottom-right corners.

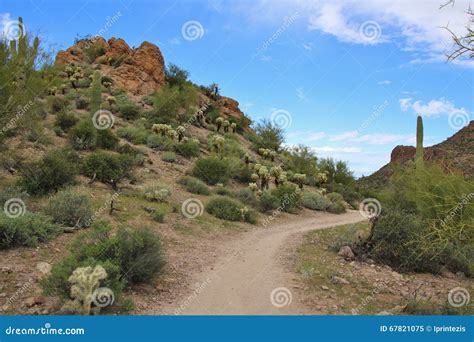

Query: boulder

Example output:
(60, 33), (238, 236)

(338, 246), (355, 260)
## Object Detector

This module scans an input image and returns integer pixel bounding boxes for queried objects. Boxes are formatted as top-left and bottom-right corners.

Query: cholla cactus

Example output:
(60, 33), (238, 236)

(278, 172), (288, 185)
(244, 153), (250, 165)
(270, 166), (283, 186)
(102, 80), (112, 89)
(231, 122), (237, 133)
(240, 207), (248, 221)
(167, 129), (178, 140)
(293, 173), (306, 190)
(258, 166), (270, 190)
(258, 148), (274, 160)
(251, 173), (259, 183)
(70, 72), (82, 89)
(253, 163), (262, 172)
(223, 120), (230, 132)
(216, 117), (224, 132)
(60, 84), (67, 95)
(209, 135), (225, 154)
(176, 126), (186, 142)
(62, 265), (107, 315)
(248, 182), (258, 192)
(316, 172), (328, 185)
(152, 124), (172, 137)
(48, 87), (57, 96)
(106, 96), (116, 106)
(269, 151), (277, 162)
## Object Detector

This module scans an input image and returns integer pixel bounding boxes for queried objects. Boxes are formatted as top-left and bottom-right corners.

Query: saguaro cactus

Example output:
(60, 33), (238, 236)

(415, 115), (424, 169)
(90, 71), (102, 114)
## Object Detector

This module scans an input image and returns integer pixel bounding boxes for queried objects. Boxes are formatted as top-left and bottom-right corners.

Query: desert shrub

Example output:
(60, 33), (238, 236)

(327, 201), (346, 214)
(142, 95), (154, 106)
(165, 63), (189, 87)
(174, 139), (200, 158)
(82, 151), (131, 184)
(46, 190), (93, 228)
(223, 139), (245, 157)
(147, 84), (197, 124)
(117, 144), (146, 166)
(178, 176), (210, 195)
(282, 145), (319, 184)
(146, 134), (176, 151)
(55, 112), (79, 131)
(362, 164), (474, 275)
(69, 120), (97, 150)
(151, 209), (166, 223)
(96, 129), (119, 150)
(119, 102), (141, 120)
(214, 186), (232, 196)
(192, 156), (231, 185)
(235, 188), (258, 207)
(0, 186), (29, 208)
(85, 43), (106, 63)
(302, 191), (330, 211)
(205, 196), (256, 223)
(251, 119), (284, 151)
(18, 149), (78, 195)
(259, 191), (279, 212)
(117, 125), (148, 145)
(161, 151), (176, 163)
(41, 221), (165, 299)
(0, 212), (61, 249)
(230, 159), (253, 183)
(270, 183), (302, 213)
(48, 96), (69, 113)
(143, 186), (171, 203)
(75, 97), (88, 110)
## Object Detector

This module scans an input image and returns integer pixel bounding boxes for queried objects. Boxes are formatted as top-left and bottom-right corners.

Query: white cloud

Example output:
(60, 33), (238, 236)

(302, 42), (313, 50)
(377, 80), (391, 85)
(1, 13), (13, 37)
(399, 97), (469, 117)
(260, 55), (272, 62)
(312, 146), (361, 153)
(329, 130), (358, 141)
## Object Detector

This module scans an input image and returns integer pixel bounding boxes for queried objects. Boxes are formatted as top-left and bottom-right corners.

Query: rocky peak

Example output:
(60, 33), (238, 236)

(56, 37), (165, 96)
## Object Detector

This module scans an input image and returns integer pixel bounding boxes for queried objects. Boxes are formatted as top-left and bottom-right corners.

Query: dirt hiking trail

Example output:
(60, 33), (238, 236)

(160, 211), (366, 315)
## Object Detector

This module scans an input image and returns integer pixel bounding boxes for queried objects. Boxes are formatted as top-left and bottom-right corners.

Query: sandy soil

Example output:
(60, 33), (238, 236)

(147, 210), (366, 315)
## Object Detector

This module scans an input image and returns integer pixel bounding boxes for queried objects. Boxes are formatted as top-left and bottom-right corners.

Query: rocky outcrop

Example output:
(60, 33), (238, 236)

(55, 37), (165, 96)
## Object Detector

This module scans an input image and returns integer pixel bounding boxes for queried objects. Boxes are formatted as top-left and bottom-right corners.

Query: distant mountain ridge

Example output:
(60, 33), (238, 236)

(358, 121), (474, 188)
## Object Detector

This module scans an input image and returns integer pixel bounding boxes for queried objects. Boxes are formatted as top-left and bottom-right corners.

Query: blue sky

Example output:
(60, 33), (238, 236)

(2, 0), (473, 176)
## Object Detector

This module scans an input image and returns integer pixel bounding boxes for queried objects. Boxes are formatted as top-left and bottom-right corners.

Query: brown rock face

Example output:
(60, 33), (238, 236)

(55, 37), (165, 96)
(390, 145), (415, 163)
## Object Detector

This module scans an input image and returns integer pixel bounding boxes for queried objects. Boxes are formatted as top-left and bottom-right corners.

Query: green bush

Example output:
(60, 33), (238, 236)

(151, 209), (166, 223)
(251, 119), (284, 151)
(192, 156), (231, 185)
(327, 201), (346, 214)
(55, 112), (79, 131)
(46, 190), (93, 228)
(41, 221), (165, 300)
(230, 159), (253, 183)
(146, 134), (176, 151)
(161, 151), (176, 163)
(0, 186), (29, 208)
(119, 102), (141, 120)
(235, 188), (258, 207)
(205, 196), (256, 223)
(214, 186), (232, 196)
(301, 191), (330, 211)
(143, 186), (171, 203)
(117, 126), (149, 145)
(75, 97), (88, 110)
(96, 129), (119, 150)
(69, 120), (97, 150)
(117, 144), (146, 166)
(259, 190), (279, 212)
(174, 139), (200, 158)
(270, 183), (302, 213)
(18, 149), (78, 195)
(178, 176), (210, 195)
(48, 96), (69, 113)
(0, 212), (61, 249)
(82, 151), (131, 184)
